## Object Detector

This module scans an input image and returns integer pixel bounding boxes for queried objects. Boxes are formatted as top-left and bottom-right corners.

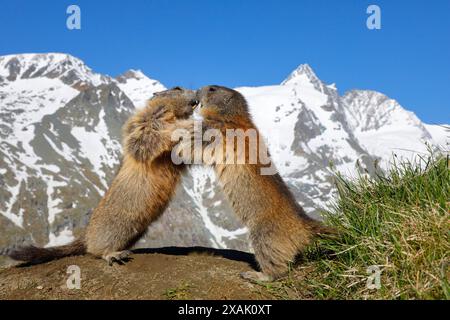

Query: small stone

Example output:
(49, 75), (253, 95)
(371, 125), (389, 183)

(36, 285), (43, 290)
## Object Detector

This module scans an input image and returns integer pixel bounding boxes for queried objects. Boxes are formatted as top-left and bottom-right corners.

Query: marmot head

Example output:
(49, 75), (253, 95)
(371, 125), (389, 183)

(195, 85), (250, 120)
(150, 86), (199, 119)
(123, 86), (199, 163)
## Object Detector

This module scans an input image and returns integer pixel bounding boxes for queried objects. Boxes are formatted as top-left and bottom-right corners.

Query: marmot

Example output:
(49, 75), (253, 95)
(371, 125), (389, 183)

(9, 87), (199, 265)
(189, 85), (331, 282)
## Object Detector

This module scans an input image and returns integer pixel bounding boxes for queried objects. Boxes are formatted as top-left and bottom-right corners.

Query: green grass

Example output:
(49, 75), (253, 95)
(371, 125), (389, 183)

(163, 281), (193, 300)
(265, 153), (449, 299)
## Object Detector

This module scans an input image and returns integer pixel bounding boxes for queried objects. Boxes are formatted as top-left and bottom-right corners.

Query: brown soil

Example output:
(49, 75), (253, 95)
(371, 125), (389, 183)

(0, 247), (290, 300)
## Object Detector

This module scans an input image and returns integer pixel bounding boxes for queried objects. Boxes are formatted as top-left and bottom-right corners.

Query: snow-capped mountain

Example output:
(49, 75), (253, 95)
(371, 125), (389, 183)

(116, 69), (165, 108)
(342, 90), (442, 163)
(0, 54), (448, 259)
(0, 53), (109, 87)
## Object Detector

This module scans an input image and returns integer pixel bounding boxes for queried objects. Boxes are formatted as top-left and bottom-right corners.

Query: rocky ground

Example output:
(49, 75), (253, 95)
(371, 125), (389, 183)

(0, 247), (304, 300)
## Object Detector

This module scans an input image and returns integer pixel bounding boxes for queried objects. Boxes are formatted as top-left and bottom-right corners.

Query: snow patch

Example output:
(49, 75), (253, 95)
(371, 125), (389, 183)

(45, 227), (75, 248)
(184, 167), (248, 248)
(71, 109), (121, 189)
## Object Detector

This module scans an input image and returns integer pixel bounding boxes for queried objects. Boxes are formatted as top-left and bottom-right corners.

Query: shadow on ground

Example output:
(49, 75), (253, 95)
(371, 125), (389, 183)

(133, 246), (259, 270)
(0, 246), (277, 300)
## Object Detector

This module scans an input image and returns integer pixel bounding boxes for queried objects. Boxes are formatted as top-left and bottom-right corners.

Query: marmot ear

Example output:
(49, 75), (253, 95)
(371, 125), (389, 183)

(153, 89), (166, 96)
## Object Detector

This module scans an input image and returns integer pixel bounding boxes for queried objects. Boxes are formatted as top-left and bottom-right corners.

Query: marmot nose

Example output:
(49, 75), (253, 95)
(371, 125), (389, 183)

(189, 99), (199, 107)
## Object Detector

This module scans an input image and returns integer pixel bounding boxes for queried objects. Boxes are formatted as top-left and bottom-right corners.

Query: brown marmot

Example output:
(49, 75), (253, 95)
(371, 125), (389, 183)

(8, 87), (199, 265)
(187, 85), (331, 282)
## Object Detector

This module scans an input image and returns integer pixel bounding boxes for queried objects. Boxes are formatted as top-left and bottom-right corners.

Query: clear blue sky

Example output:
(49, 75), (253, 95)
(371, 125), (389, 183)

(1, 0), (449, 123)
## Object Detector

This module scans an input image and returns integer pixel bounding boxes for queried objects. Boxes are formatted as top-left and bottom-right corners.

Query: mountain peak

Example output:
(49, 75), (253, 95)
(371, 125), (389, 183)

(115, 69), (147, 82)
(342, 89), (426, 133)
(0, 52), (107, 87)
(343, 89), (399, 109)
(0, 53), (86, 73)
(294, 63), (315, 74)
(115, 69), (166, 108)
(1, 52), (78, 63)
(281, 64), (320, 85)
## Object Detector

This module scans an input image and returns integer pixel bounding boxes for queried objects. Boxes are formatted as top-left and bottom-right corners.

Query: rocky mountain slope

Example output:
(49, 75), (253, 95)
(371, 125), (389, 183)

(0, 53), (448, 260)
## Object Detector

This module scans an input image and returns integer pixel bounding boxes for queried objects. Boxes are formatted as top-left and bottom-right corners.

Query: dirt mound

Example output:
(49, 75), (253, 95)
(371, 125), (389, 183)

(0, 247), (281, 300)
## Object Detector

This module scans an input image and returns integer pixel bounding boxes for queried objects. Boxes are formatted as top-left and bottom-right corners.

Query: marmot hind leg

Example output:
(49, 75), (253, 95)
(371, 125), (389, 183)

(240, 271), (274, 282)
(243, 229), (300, 282)
(85, 210), (150, 266)
(103, 250), (133, 266)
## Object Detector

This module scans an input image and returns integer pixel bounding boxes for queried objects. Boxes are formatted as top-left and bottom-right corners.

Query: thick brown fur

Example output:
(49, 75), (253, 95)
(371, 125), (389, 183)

(192, 85), (332, 282)
(8, 239), (85, 265)
(9, 87), (198, 265)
